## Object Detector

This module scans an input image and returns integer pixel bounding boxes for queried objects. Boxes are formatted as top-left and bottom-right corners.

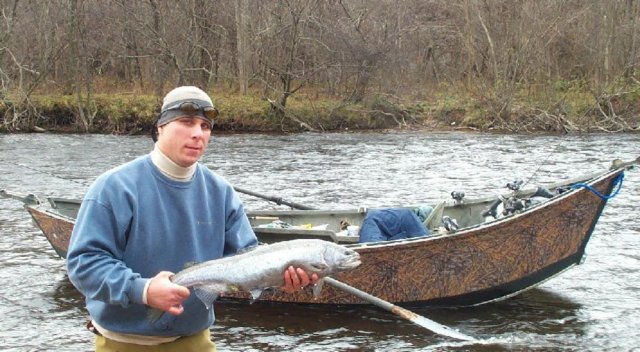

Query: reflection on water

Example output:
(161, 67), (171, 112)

(49, 271), (586, 352)
(211, 288), (585, 352)
(52, 275), (85, 312)
(0, 131), (639, 351)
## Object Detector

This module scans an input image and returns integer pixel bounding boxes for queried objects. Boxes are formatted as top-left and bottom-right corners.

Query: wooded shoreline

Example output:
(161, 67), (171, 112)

(2, 2), (640, 135)
(2, 87), (638, 135)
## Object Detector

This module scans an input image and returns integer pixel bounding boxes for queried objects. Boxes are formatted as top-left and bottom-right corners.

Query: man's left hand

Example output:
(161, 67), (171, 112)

(282, 266), (319, 293)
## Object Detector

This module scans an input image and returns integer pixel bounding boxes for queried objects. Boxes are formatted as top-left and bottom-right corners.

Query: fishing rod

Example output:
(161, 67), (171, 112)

(519, 139), (565, 191)
(12, 162), (313, 210)
(233, 186), (316, 210)
(478, 136), (571, 220)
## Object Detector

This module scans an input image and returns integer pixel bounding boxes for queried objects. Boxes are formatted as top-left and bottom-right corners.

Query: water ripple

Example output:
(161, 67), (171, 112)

(0, 131), (638, 351)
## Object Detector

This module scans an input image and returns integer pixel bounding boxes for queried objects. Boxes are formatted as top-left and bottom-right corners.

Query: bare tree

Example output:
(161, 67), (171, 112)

(67, 0), (98, 131)
(253, 0), (332, 129)
(235, 0), (250, 94)
(0, 0), (638, 132)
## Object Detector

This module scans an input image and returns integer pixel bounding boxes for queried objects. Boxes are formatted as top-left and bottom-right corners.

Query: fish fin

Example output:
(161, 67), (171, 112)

(249, 289), (264, 302)
(182, 261), (198, 269)
(312, 279), (325, 298)
(310, 263), (330, 272)
(193, 287), (220, 311)
(236, 244), (262, 255)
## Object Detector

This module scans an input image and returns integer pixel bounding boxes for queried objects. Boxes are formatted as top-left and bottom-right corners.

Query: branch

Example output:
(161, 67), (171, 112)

(266, 97), (318, 132)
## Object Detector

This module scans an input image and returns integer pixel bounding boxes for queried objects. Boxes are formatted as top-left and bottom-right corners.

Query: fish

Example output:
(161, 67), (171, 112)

(170, 239), (361, 311)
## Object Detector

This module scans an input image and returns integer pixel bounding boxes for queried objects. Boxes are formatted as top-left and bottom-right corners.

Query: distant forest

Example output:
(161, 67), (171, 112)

(1, 0), (639, 133)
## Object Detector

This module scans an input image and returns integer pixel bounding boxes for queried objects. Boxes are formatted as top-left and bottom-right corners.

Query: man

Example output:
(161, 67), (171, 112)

(67, 86), (316, 351)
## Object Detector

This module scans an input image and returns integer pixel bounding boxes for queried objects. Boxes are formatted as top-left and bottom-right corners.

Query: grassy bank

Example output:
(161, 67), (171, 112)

(1, 82), (639, 134)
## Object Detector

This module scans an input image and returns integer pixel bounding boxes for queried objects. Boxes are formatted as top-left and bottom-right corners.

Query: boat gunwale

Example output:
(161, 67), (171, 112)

(250, 168), (620, 251)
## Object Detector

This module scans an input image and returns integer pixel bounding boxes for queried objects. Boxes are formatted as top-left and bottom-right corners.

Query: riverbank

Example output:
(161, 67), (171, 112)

(1, 85), (639, 134)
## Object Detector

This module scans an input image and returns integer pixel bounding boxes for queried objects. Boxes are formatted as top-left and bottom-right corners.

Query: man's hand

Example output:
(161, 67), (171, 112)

(281, 266), (319, 294)
(146, 271), (190, 315)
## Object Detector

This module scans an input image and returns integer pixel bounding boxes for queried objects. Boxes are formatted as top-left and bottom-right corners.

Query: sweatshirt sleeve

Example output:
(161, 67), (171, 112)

(223, 187), (258, 255)
(66, 198), (147, 306)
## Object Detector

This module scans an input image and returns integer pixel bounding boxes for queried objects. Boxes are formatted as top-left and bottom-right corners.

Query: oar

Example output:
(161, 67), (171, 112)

(233, 186), (317, 210)
(323, 277), (476, 341)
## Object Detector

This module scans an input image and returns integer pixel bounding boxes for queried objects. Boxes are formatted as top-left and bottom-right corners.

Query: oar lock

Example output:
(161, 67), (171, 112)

(506, 179), (524, 191)
(441, 191), (465, 233)
(441, 216), (459, 232)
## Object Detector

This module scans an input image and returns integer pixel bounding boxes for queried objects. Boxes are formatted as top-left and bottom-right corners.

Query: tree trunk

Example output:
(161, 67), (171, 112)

(625, 0), (638, 79)
(235, 0), (250, 95)
(68, 0), (88, 132)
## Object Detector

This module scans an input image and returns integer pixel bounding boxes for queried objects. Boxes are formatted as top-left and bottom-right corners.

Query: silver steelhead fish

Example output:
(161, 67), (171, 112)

(171, 239), (361, 310)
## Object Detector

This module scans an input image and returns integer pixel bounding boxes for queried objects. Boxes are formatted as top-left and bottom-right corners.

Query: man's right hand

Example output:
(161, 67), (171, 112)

(146, 271), (191, 315)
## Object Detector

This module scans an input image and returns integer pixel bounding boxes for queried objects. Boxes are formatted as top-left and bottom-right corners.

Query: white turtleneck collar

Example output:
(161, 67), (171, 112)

(150, 144), (196, 181)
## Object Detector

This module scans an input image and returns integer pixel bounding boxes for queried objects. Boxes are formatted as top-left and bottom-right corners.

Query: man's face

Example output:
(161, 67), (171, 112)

(156, 117), (212, 167)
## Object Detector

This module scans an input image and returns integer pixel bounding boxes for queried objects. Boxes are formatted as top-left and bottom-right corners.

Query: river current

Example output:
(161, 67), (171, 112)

(0, 131), (638, 351)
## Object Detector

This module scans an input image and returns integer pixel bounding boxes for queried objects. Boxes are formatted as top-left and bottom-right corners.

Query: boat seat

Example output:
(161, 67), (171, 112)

(423, 201), (446, 231)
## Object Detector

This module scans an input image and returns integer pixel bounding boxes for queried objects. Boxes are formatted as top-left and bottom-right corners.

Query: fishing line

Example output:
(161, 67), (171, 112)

(520, 136), (567, 190)
(14, 162), (93, 188)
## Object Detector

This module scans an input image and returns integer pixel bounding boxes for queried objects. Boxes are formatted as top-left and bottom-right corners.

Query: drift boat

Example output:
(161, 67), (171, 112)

(1, 157), (635, 307)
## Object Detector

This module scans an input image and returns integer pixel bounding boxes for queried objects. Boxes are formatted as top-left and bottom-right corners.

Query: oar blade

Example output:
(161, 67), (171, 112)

(411, 314), (475, 341)
(325, 277), (476, 341)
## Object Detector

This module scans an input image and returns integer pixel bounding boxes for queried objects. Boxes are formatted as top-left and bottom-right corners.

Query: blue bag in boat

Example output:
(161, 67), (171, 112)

(358, 208), (430, 243)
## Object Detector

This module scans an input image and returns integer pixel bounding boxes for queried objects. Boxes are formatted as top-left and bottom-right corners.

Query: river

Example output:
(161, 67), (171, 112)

(0, 131), (638, 351)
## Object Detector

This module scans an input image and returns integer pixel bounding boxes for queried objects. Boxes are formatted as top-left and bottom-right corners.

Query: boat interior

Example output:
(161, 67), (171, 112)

(248, 171), (604, 245)
(0, 169), (609, 246)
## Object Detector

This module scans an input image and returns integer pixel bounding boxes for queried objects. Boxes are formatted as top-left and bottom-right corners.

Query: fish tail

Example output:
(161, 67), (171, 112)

(249, 288), (264, 302)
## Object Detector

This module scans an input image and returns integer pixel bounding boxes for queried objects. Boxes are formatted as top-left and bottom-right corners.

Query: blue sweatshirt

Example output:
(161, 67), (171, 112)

(66, 155), (258, 336)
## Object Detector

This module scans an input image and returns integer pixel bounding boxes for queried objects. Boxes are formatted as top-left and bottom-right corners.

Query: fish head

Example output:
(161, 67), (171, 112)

(321, 244), (361, 275)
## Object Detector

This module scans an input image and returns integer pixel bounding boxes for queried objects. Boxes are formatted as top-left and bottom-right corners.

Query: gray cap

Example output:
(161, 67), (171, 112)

(156, 86), (215, 127)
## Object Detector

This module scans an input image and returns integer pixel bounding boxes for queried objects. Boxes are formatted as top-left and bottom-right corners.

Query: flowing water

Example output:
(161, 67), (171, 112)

(0, 131), (638, 351)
